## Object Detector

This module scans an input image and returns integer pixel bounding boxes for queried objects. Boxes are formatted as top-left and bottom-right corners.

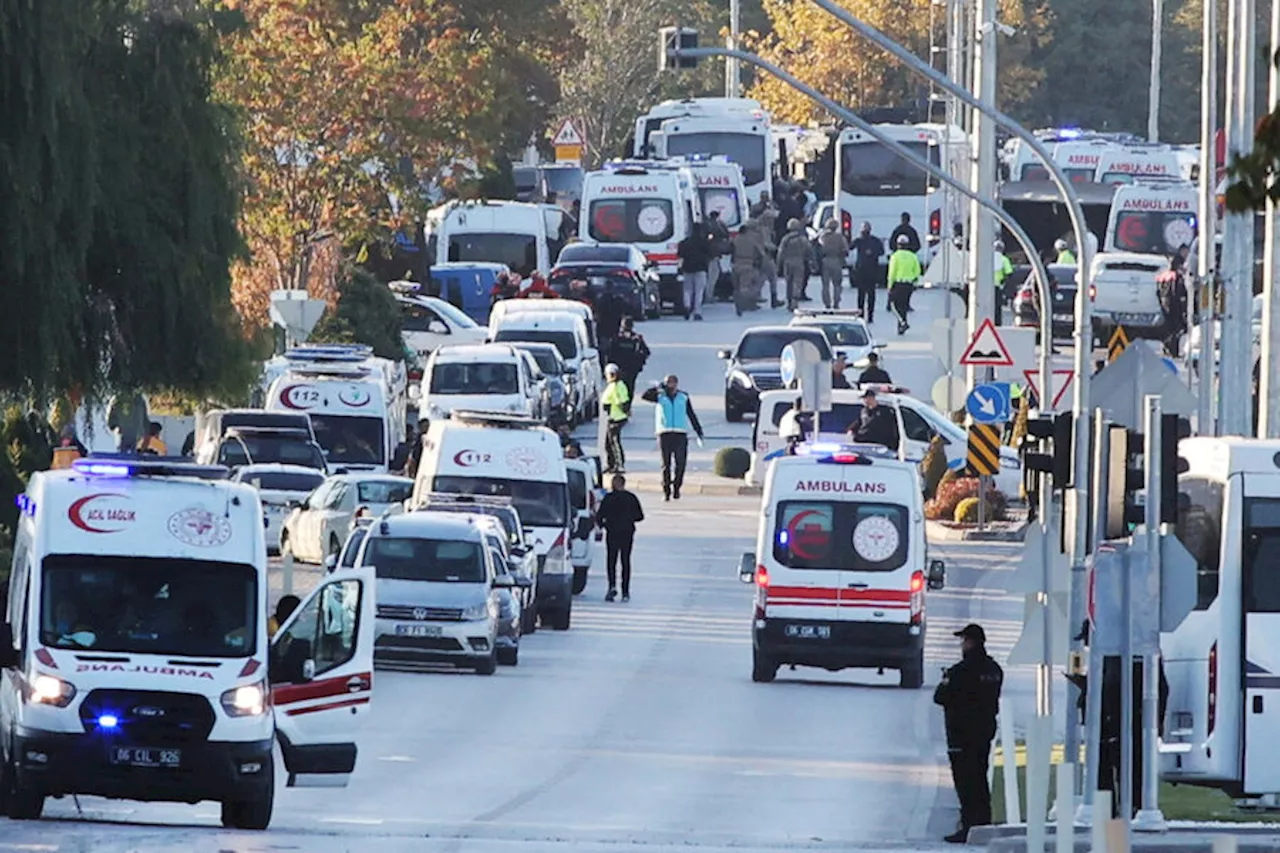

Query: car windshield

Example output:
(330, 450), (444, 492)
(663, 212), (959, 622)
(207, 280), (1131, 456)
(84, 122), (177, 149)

(41, 555), (257, 657)
(365, 537), (486, 583)
(494, 329), (579, 360)
(544, 166), (583, 194)
(588, 198), (675, 244)
(1112, 210), (1197, 255)
(666, 132), (767, 186)
(401, 302), (444, 333)
(357, 479), (413, 504)
(308, 415), (385, 466)
(772, 501), (910, 571)
(429, 361), (519, 395)
(242, 470), (325, 493)
(770, 402), (865, 434)
(805, 322), (870, 347)
(431, 297), (479, 328)
(431, 475), (568, 527)
(559, 245), (630, 265)
(737, 331), (832, 361)
(519, 347), (564, 374)
(221, 434), (325, 471)
(448, 234), (538, 277)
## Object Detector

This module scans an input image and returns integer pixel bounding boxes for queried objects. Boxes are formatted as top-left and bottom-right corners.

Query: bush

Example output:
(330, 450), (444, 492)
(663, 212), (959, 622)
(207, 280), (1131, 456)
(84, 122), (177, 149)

(954, 497), (981, 523)
(925, 476), (1008, 522)
(714, 446), (751, 479)
(920, 435), (949, 500)
(937, 466), (961, 494)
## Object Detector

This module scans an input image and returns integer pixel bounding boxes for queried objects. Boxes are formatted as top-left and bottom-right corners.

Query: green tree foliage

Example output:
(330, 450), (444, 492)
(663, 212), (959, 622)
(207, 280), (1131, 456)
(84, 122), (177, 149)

(310, 268), (405, 360)
(0, 0), (252, 401)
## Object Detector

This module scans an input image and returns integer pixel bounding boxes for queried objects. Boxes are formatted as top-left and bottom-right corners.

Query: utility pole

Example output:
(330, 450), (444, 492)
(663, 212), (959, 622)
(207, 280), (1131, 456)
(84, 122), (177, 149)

(966, 0), (996, 391)
(726, 0), (742, 98)
(1148, 0), (1163, 141)
(1196, 0), (1218, 435)
(1261, 0), (1280, 437)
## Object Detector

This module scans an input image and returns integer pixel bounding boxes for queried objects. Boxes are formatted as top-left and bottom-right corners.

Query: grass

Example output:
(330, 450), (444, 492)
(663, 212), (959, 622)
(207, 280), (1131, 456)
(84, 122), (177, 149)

(990, 744), (1279, 824)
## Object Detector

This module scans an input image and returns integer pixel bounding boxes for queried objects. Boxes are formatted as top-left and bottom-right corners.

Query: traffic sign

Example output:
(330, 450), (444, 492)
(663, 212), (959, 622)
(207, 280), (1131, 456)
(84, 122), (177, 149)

(1022, 369), (1076, 411)
(555, 145), (582, 163)
(552, 118), (584, 147)
(1107, 325), (1131, 362)
(780, 345), (797, 387)
(966, 383), (1011, 424)
(959, 318), (1014, 367)
(967, 423), (1002, 476)
(931, 375), (967, 412)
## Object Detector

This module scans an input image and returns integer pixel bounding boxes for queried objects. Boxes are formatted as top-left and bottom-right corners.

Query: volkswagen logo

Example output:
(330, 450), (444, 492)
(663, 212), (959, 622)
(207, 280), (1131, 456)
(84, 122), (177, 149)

(413, 607), (429, 621)
(133, 706), (165, 718)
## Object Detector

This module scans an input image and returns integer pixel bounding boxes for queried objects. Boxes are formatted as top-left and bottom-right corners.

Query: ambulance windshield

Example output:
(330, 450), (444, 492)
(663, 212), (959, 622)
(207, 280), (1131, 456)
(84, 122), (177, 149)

(40, 556), (257, 657)
(1112, 210), (1196, 255)
(773, 501), (909, 571)
(432, 475), (567, 528)
(310, 415), (385, 466)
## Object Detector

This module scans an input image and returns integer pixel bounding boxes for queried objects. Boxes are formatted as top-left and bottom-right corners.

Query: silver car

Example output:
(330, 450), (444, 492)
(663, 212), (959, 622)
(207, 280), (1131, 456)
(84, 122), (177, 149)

(231, 464), (326, 554)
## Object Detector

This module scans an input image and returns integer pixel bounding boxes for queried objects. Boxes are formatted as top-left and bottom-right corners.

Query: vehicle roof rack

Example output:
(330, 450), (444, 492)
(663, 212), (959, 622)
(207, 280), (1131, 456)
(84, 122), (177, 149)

(284, 345), (374, 363)
(72, 455), (230, 481)
(449, 410), (545, 429)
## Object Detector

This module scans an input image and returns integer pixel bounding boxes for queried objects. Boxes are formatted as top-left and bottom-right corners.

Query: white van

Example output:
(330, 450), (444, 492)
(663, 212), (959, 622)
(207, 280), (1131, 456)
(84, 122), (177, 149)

(489, 311), (600, 423)
(418, 344), (539, 422)
(1103, 182), (1198, 255)
(411, 411), (574, 630)
(424, 200), (551, 278)
(1095, 147), (1184, 186)
(1088, 252), (1170, 340)
(667, 155), (750, 235)
(0, 457), (375, 828)
(738, 445), (945, 687)
(579, 162), (701, 309)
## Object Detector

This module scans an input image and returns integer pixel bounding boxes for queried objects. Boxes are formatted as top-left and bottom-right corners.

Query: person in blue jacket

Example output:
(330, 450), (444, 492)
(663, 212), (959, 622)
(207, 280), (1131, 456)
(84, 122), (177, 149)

(640, 374), (704, 501)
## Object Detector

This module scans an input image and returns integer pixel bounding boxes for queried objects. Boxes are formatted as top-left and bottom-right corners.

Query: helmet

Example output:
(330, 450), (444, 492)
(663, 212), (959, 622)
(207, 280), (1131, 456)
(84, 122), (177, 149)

(1054, 238), (1068, 251)
(993, 240), (1005, 252)
(895, 234), (910, 247)
(605, 363), (621, 377)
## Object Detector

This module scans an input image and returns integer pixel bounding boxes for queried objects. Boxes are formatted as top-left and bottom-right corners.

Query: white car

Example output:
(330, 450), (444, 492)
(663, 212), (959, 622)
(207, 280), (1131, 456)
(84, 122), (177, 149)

(419, 343), (541, 421)
(1089, 252), (1169, 340)
(280, 473), (414, 563)
(393, 290), (488, 359)
(231, 463), (326, 554)
(490, 311), (599, 422)
(789, 309), (880, 367)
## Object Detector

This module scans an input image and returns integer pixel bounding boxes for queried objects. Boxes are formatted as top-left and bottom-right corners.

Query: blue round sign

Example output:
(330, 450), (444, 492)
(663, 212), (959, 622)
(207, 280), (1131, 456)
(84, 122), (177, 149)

(780, 345), (797, 388)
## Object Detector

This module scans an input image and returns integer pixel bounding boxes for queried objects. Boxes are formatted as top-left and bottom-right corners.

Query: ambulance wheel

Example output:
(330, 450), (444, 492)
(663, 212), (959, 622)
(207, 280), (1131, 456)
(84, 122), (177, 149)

(547, 607), (571, 631)
(572, 566), (589, 595)
(221, 770), (273, 830)
(475, 653), (497, 675)
(751, 650), (778, 683)
(1, 754), (45, 820)
(725, 400), (743, 423)
(497, 646), (519, 666)
(900, 653), (924, 689)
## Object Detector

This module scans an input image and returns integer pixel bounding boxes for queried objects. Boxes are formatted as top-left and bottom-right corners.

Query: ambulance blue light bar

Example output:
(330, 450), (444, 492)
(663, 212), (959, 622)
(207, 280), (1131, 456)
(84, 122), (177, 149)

(794, 442), (891, 464)
(72, 456), (230, 481)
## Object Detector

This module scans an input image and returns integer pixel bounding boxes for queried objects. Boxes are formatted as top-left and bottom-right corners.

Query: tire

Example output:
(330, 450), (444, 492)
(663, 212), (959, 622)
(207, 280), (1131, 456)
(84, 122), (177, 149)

(521, 605), (538, 635)
(572, 566), (589, 595)
(278, 531), (291, 560)
(725, 399), (742, 423)
(751, 649), (778, 683)
(497, 646), (519, 666)
(221, 766), (274, 830)
(329, 535), (342, 559)
(0, 752), (41, 820)
(547, 607), (571, 631)
(900, 652), (925, 689)
(475, 653), (498, 675)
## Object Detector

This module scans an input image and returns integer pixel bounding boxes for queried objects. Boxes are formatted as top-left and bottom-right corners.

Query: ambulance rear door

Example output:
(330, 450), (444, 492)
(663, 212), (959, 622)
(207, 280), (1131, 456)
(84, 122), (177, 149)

(1240, 479), (1280, 793)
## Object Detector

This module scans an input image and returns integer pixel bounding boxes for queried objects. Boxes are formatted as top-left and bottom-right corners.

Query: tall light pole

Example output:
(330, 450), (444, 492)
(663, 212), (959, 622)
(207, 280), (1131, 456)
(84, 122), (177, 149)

(726, 0), (742, 98)
(1149, 0), (1164, 141)
(1261, 0), (1280, 437)
(966, 0), (997, 392)
(1196, 0), (1218, 435)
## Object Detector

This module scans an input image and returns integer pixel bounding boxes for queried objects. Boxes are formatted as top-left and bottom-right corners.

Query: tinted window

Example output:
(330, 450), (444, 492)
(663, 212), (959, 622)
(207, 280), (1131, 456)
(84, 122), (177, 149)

(221, 434), (325, 471)
(357, 480), (412, 504)
(544, 166), (583, 194)
(1065, 168), (1096, 183)
(699, 188), (742, 227)
(666, 133), (767, 186)
(244, 471), (325, 493)
(519, 346), (563, 374)
(41, 556), (257, 657)
(805, 322), (869, 347)
(339, 528), (367, 567)
(900, 408), (935, 442)
(1174, 476), (1224, 611)
(588, 199), (675, 244)
(567, 469), (588, 510)
(309, 415), (385, 466)
(432, 475), (567, 527)
(1113, 211), (1197, 255)
(275, 578), (360, 678)
(559, 245), (631, 264)
(428, 361), (519, 395)
(365, 537), (486, 582)
(401, 302), (444, 332)
(1244, 499), (1280, 613)
(737, 331), (832, 361)
(772, 501), (910, 571)
(448, 234), (538, 277)
(840, 141), (941, 197)
(1021, 164), (1051, 181)
(494, 329), (578, 360)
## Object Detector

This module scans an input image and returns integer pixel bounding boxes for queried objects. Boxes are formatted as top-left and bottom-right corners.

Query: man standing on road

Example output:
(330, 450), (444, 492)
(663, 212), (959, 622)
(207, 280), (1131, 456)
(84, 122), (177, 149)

(847, 388), (898, 451)
(887, 234), (922, 335)
(851, 221), (884, 322)
(600, 363), (630, 474)
(890, 212), (921, 254)
(596, 474), (644, 602)
(730, 218), (767, 316)
(818, 219), (850, 310)
(608, 317), (650, 399)
(776, 219), (811, 312)
(857, 352), (891, 385)
(678, 221), (712, 321)
(993, 240), (1013, 326)
(641, 374), (704, 501)
(934, 624), (1004, 844)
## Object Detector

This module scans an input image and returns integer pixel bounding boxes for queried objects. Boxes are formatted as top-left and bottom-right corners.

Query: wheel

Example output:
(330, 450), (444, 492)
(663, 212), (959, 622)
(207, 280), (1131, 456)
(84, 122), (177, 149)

(0, 752), (40, 820)
(899, 652), (924, 689)
(572, 566), (589, 595)
(329, 535), (341, 559)
(751, 649), (778, 683)
(497, 646), (519, 666)
(547, 607), (571, 631)
(725, 399), (742, 423)
(220, 771), (273, 830)
(521, 605), (538, 634)
(475, 653), (498, 675)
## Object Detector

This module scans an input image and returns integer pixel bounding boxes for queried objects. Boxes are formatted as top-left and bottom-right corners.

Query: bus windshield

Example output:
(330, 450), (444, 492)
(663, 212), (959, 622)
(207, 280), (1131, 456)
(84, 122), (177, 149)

(666, 133), (766, 186)
(841, 141), (940, 197)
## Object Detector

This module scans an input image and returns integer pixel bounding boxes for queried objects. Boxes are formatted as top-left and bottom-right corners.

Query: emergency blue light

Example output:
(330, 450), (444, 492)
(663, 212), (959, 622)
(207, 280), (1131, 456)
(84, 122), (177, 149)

(1057, 127), (1083, 140)
(778, 529), (789, 545)
(14, 494), (36, 516)
(74, 461), (132, 478)
(97, 714), (119, 729)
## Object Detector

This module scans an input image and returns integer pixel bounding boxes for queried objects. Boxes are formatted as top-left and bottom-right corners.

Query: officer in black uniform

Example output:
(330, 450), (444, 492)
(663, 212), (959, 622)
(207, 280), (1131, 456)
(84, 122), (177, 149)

(934, 623), (1004, 844)
(847, 389), (898, 451)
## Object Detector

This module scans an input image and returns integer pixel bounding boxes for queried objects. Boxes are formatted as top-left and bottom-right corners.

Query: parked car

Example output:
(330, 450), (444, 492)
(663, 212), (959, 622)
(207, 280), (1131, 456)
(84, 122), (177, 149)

(717, 326), (832, 422)
(280, 473), (414, 563)
(418, 343), (540, 421)
(549, 242), (661, 319)
(473, 515), (532, 665)
(391, 287), (488, 359)
(232, 464), (326, 555)
(512, 342), (573, 428)
(1013, 263), (1079, 340)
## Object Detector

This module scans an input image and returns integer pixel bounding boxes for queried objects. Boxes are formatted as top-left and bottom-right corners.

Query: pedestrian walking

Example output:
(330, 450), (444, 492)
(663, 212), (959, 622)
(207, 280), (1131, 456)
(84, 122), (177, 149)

(608, 317), (651, 399)
(730, 219), (766, 316)
(847, 388), (898, 451)
(677, 221), (712, 320)
(640, 374), (704, 501)
(933, 623), (1004, 844)
(818, 219), (851, 310)
(887, 234), (922, 335)
(890, 212), (922, 254)
(857, 352), (891, 385)
(776, 219), (811, 312)
(993, 240), (1014, 326)
(1158, 262), (1189, 358)
(595, 281), (626, 355)
(600, 363), (630, 473)
(851, 222), (884, 322)
(596, 474), (644, 602)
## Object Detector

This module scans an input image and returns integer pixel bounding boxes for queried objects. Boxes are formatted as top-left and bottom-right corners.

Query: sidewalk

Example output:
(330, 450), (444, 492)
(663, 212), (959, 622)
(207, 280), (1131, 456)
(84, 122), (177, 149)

(977, 826), (1280, 852)
(624, 470), (760, 497)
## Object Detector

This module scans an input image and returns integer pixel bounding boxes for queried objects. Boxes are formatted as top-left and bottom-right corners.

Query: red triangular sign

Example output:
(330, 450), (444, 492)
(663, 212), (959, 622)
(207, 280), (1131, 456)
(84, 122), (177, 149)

(958, 318), (1014, 367)
(1023, 369), (1075, 410)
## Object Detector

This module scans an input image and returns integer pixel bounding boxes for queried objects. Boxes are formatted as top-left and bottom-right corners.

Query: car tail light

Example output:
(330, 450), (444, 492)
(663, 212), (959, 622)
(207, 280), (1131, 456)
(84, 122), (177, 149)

(929, 209), (941, 236)
(910, 570), (924, 625)
(1089, 284), (1097, 301)
(755, 565), (769, 619)
(841, 209), (852, 239)
(1208, 642), (1218, 735)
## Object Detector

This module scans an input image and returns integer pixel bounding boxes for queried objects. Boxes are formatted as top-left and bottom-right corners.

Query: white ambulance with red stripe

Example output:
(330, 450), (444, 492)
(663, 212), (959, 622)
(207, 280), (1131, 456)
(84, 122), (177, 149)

(579, 161), (702, 311)
(739, 444), (946, 688)
(0, 457), (376, 829)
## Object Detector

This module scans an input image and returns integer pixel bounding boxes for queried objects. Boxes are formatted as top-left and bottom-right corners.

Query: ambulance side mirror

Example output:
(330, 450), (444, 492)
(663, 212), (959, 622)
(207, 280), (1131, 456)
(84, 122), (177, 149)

(738, 552), (756, 584)
(927, 559), (946, 591)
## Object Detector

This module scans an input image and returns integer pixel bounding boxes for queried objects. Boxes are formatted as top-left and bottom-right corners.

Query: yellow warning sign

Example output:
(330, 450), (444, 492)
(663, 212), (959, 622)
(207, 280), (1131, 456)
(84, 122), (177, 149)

(1107, 325), (1130, 363)
(554, 145), (582, 163)
(967, 424), (1002, 476)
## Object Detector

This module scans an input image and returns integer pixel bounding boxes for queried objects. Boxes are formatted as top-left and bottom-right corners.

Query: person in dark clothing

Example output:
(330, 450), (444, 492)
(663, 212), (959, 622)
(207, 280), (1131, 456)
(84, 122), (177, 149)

(848, 389), (898, 450)
(890, 212), (922, 254)
(405, 417), (430, 478)
(595, 474), (644, 602)
(831, 354), (851, 389)
(640, 374), (704, 500)
(934, 623), (1004, 844)
(608, 317), (651, 399)
(595, 282), (626, 355)
(1158, 263), (1189, 358)
(677, 222), (713, 320)
(851, 222), (885, 322)
(857, 352), (891, 385)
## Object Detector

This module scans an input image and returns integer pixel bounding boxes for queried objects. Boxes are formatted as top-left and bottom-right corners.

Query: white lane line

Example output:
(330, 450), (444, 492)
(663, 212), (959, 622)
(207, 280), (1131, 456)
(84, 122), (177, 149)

(319, 816), (386, 825)
(379, 754), (417, 762)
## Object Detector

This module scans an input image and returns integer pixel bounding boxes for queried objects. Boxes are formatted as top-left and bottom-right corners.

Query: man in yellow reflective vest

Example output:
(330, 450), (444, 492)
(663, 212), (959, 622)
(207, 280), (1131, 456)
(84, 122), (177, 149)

(994, 240), (1014, 326)
(887, 234), (922, 336)
(600, 363), (631, 474)
(1054, 238), (1076, 265)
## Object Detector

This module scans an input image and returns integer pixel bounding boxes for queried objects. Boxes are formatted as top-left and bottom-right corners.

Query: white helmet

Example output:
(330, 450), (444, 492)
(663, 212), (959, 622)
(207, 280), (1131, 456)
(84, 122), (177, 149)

(895, 234), (910, 247)
(1054, 238), (1068, 251)
(993, 240), (1005, 252)
(605, 363), (621, 377)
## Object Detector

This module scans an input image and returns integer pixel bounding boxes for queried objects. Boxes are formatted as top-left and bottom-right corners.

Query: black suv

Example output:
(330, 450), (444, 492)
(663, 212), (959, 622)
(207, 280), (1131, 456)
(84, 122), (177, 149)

(717, 326), (833, 422)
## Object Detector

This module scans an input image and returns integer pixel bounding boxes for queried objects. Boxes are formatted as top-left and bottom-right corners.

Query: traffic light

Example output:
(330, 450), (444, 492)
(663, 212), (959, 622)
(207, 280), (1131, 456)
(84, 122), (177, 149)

(1052, 412), (1074, 490)
(1161, 414), (1191, 525)
(658, 27), (699, 70)
(1104, 426), (1144, 540)
(1023, 416), (1055, 475)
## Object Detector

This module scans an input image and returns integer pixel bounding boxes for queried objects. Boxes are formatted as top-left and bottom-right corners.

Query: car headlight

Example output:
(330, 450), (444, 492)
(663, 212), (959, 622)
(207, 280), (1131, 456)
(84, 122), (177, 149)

(462, 601), (493, 621)
(28, 673), (76, 707)
(221, 679), (269, 717)
(730, 369), (754, 388)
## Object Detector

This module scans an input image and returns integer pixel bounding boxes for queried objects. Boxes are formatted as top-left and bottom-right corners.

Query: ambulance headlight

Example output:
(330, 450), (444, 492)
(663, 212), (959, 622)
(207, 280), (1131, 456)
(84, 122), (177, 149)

(730, 370), (753, 388)
(29, 674), (76, 707)
(220, 680), (268, 717)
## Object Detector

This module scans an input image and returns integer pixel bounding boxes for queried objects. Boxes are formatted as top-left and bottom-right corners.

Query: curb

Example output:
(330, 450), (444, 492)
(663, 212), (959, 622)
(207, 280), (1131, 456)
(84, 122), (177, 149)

(927, 520), (1030, 543)
(624, 474), (762, 498)
(982, 831), (1280, 853)
(971, 825), (1280, 845)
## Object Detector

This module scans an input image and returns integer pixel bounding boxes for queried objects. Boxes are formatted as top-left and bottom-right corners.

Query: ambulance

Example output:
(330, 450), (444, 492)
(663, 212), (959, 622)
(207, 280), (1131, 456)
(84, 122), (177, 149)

(0, 457), (376, 828)
(1103, 182), (1198, 256)
(579, 161), (702, 310)
(738, 443), (945, 688)
(1095, 147), (1184, 186)
(667, 155), (750, 235)
(1050, 139), (1115, 183)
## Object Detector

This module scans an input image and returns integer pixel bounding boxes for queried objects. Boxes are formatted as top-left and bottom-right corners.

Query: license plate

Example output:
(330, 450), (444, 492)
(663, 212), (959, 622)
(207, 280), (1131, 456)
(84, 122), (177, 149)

(109, 746), (181, 768)
(785, 624), (831, 640)
(1116, 312), (1154, 323)
(1052, 314), (1072, 322)
(395, 624), (442, 637)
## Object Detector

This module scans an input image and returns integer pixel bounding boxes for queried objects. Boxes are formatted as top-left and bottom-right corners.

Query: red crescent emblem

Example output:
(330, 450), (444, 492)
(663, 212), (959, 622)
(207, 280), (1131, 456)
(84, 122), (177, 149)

(68, 494), (130, 534)
(785, 509), (830, 561)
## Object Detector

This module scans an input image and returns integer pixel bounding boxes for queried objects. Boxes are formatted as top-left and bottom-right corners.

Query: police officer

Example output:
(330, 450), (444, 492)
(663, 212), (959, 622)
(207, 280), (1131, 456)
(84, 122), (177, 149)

(818, 219), (850, 310)
(608, 317), (651, 399)
(850, 222), (884, 322)
(1054, 238), (1076, 265)
(776, 219), (812, 312)
(887, 234), (922, 335)
(847, 388), (898, 451)
(857, 352), (891, 385)
(640, 374), (704, 500)
(730, 218), (767, 316)
(934, 624), (1004, 844)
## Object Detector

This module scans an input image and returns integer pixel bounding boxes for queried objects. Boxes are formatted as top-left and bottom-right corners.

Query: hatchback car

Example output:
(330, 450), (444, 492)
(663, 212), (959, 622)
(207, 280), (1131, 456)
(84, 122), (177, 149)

(717, 326), (833, 422)
(549, 242), (661, 319)
(280, 473), (414, 563)
(232, 463), (326, 554)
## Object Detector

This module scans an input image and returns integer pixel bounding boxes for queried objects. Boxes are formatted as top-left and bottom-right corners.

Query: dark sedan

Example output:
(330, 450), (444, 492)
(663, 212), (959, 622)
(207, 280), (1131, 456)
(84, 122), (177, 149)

(717, 326), (833, 422)
(1012, 264), (1078, 339)
(549, 242), (661, 319)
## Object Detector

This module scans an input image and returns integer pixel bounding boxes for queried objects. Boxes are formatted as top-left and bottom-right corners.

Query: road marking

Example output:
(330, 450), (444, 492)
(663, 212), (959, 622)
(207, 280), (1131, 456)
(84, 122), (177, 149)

(378, 754), (417, 762)
(319, 816), (386, 825)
